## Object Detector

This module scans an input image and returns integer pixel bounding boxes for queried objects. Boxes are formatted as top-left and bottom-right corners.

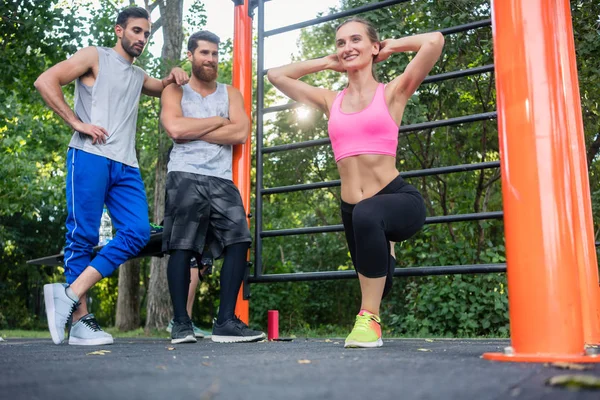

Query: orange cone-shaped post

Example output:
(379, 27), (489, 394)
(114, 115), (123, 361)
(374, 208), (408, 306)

(232, 0), (253, 324)
(483, 0), (600, 363)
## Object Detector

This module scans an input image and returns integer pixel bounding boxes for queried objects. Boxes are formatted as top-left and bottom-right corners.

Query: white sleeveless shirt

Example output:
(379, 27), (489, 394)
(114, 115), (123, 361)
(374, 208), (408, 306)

(69, 47), (145, 167)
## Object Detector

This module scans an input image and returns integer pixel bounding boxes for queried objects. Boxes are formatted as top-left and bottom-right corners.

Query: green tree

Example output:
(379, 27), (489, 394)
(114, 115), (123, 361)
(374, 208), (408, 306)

(0, 0), (86, 328)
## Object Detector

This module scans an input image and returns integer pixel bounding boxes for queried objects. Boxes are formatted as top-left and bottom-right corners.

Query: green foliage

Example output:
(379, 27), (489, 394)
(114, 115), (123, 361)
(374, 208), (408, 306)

(0, 0), (86, 329)
(184, 0), (208, 35)
(392, 273), (509, 337)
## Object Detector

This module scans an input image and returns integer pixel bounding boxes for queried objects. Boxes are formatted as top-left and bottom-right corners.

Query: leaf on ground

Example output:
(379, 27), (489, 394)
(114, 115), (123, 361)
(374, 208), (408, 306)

(203, 356), (210, 359)
(86, 350), (111, 356)
(547, 362), (591, 371)
(324, 339), (332, 343)
(417, 348), (432, 352)
(202, 362), (212, 367)
(167, 347), (175, 351)
(546, 374), (600, 389)
(297, 359), (311, 364)
(156, 365), (167, 370)
(425, 339), (434, 342)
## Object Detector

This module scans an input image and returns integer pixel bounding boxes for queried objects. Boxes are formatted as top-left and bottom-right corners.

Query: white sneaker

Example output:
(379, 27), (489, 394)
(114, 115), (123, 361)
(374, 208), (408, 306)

(43, 283), (78, 344)
(68, 313), (114, 346)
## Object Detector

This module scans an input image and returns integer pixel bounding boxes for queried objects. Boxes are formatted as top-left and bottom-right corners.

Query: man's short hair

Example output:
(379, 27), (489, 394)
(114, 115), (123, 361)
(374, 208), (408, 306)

(116, 6), (150, 28)
(188, 31), (220, 53)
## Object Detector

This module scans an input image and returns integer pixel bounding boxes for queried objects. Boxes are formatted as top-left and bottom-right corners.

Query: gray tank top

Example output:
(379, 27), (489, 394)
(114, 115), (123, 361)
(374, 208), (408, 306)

(69, 47), (145, 168)
(167, 83), (232, 180)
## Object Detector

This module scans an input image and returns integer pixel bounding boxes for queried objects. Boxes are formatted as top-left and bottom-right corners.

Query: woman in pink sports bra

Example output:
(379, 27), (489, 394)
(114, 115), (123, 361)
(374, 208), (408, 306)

(268, 18), (444, 348)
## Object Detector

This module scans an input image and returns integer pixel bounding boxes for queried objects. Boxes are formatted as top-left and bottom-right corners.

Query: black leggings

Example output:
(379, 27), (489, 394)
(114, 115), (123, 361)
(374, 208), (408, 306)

(167, 242), (249, 324)
(341, 175), (426, 296)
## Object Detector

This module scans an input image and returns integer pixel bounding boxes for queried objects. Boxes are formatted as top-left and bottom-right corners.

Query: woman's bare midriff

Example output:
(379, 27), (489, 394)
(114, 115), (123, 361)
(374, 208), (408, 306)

(336, 154), (400, 204)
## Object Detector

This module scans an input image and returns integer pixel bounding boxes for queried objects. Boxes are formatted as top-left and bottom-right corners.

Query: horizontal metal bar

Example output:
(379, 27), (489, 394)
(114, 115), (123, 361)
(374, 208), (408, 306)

(400, 111), (497, 133)
(262, 179), (341, 195)
(422, 64), (494, 84)
(263, 224), (343, 237)
(401, 161), (500, 178)
(261, 161), (500, 195)
(260, 211), (503, 238)
(263, 102), (303, 114)
(27, 233), (165, 266)
(438, 19), (492, 35)
(262, 111), (497, 154)
(263, 65), (495, 111)
(426, 211), (503, 224)
(264, 0), (410, 37)
(263, 137), (330, 154)
(248, 263), (506, 283)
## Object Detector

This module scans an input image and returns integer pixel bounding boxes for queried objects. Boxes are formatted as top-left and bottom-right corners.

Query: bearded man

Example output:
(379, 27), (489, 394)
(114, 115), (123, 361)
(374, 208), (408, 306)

(159, 30), (265, 344)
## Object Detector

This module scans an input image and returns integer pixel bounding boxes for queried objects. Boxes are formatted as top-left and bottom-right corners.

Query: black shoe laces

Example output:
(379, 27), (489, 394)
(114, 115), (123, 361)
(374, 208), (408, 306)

(232, 316), (248, 328)
(65, 302), (80, 340)
(82, 316), (102, 332)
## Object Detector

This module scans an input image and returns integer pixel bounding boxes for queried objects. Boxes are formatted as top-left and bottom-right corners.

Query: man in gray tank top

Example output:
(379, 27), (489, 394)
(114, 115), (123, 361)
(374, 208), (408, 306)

(161, 31), (265, 344)
(35, 7), (189, 346)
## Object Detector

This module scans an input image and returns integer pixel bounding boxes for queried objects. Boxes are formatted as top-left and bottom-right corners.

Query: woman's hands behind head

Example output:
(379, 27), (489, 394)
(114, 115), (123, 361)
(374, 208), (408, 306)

(325, 54), (346, 73)
(374, 39), (393, 63)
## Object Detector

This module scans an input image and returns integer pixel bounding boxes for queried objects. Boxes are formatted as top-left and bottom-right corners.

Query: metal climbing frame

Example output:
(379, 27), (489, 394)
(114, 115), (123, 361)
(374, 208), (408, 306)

(232, 0), (600, 362)
(254, 0), (501, 283)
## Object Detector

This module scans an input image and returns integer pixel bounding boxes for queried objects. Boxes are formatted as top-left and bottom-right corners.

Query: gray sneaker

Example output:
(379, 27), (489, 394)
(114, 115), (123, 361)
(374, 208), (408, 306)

(171, 319), (197, 344)
(43, 283), (79, 344)
(68, 313), (114, 346)
(211, 317), (266, 343)
(192, 323), (210, 339)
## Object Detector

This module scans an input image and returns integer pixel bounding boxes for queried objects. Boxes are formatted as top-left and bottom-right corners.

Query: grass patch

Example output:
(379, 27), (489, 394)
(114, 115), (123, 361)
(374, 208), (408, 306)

(1, 328), (170, 340)
(103, 328), (169, 338)
(0, 330), (51, 339)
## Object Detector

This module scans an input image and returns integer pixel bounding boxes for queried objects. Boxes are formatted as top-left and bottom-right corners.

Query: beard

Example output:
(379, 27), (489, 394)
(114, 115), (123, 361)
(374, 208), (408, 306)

(192, 62), (218, 82)
(121, 35), (144, 58)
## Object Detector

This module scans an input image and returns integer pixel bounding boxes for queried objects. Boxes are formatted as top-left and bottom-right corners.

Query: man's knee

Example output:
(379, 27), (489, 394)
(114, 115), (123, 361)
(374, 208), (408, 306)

(122, 223), (150, 253)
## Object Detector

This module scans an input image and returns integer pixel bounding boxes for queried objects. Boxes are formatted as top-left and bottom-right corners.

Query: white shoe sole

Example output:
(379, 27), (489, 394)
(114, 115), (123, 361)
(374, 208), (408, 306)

(344, 338), (383, 348)
(211, 333), (265, 343)
(171, 335), (197, 344)
(69, 336), (114, 346)
(43, 285), (62, 345)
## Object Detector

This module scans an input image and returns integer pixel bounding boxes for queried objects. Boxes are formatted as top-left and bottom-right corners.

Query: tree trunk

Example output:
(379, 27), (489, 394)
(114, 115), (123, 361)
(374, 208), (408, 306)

(115, 259), (141, 331)
(144, 0), (184, 331)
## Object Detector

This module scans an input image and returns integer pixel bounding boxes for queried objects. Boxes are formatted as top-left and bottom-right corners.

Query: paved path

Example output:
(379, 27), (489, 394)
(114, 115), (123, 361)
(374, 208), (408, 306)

(1, 338), (599, 399)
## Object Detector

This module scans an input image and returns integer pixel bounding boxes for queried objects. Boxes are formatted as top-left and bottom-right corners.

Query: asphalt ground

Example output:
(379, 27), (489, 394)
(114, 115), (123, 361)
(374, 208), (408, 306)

(1, 337), (599, 400)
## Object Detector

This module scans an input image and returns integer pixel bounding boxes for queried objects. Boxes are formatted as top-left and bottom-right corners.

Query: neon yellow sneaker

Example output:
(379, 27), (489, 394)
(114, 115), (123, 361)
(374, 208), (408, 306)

(344, 310), (383, 348)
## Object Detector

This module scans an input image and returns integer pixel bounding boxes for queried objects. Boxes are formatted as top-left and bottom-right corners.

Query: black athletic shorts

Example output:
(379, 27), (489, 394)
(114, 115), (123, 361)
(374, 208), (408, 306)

(162, 171), (251, 258)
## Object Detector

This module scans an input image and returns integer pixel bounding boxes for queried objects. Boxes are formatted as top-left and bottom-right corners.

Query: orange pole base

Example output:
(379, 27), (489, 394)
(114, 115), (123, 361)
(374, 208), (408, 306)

(483, 352), (600, 364)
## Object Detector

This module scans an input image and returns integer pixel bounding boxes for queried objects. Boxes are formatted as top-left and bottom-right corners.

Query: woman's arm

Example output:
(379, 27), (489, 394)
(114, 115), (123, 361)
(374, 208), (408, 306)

(379, 32), (445, 103)
(266, 56), (341, 115)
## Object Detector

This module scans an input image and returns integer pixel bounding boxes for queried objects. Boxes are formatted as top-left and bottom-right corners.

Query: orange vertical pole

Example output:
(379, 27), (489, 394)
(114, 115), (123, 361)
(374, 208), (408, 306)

(556, 4), (600, 345)
(483, 0), (599, 363)
(232, 0), (253, 324)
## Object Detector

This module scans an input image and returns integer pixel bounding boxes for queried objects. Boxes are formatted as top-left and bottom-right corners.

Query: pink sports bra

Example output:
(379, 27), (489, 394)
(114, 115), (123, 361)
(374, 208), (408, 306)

(328, 83), (399, 162)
